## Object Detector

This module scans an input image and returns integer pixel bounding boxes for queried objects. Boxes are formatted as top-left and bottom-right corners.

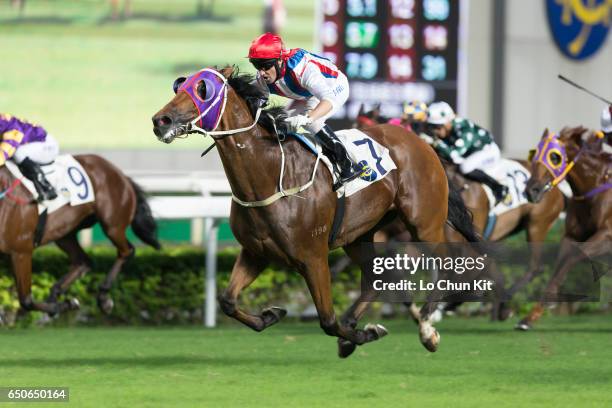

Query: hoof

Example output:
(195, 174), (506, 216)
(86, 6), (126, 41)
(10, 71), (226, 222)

(364, 323), (388, 341)
(337, 338), (357, 359)
(498, 304), (513, 321)
(98, 296), (114, 315)
(515, 321), (531, 331)
(262, 306), (287, 327)
(430, 309), (444, 323)
(420, 326), (440, 352)
(67, 298), (80, 311)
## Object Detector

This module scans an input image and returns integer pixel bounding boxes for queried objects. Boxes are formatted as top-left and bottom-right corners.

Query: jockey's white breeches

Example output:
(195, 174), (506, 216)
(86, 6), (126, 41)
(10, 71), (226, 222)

(13, 134), (59, 165)
(459, 143), (501, 175)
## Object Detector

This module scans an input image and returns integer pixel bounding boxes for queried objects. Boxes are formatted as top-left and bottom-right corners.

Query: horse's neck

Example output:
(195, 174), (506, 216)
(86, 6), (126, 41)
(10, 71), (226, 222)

(567, 152), (608, 196)
(215, 127), (281, 200)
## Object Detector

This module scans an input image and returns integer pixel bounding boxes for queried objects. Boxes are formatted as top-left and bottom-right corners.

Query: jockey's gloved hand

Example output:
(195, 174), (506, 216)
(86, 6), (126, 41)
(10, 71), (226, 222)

(285, 115), (312, 131)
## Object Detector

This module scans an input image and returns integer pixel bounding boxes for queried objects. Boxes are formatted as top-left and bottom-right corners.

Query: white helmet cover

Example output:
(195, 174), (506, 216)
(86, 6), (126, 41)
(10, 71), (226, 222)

(427, 101), (456, 125)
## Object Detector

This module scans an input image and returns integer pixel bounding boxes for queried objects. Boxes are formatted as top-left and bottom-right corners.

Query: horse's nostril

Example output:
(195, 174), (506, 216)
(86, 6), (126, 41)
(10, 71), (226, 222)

(153, 115), (172, 128)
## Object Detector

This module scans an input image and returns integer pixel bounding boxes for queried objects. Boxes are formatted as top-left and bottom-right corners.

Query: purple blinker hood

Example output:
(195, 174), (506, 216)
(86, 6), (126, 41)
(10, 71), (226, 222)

(176, 68), (228, 131)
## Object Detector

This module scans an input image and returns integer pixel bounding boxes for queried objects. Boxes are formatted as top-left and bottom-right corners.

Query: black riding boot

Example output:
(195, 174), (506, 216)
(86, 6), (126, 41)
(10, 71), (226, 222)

(463, 169), (508, 204)
(17, 157), (57, 201)
(315, 125), (362, 187)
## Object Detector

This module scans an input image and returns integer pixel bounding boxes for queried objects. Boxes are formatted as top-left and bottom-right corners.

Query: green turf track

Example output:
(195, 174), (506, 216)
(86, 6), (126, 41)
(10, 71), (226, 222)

(0, 0), (314, 150)
(1, 316), (611, 407)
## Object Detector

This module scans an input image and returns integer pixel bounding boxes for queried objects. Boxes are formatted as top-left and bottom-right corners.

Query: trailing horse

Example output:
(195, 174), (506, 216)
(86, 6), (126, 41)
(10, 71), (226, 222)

(152, 67), (480, 356)
(0, 154), (160, 316)
(518, 127), (611, 330)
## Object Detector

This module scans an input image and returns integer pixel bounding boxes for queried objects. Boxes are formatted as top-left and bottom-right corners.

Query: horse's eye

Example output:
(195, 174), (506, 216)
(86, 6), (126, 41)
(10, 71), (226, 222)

(196, 81), (207, 101)
(173, 77), (186, 94)
(550, 152), (562, 166)
(195, 79), (216, 102)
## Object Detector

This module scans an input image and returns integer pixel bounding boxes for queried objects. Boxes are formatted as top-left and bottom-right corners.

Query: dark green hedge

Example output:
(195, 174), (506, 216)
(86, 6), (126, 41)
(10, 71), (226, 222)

(0, 242), (607, 327)
(0, 246), (361, 327)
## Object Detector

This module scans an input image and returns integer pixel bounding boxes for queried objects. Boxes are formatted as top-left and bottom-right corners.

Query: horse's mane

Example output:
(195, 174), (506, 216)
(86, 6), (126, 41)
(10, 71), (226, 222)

(227, 70), (289, 135)
(559, 125), (611, 161)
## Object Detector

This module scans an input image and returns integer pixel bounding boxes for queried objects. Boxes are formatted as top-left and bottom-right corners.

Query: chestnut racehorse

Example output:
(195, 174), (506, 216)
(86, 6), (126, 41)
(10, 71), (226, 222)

(0, 155), (160, 316)
(518, 127), (611, 330)
(152, 67), (480, 356)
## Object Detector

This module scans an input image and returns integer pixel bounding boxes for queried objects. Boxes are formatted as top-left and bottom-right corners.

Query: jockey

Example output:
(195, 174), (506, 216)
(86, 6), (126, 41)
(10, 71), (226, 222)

(0, 113), (58, 200)
(426, 102), (509, 204)
(403, 100), (429, 138)
(248, 32), (361, 186)
(387, 101), (428, 135)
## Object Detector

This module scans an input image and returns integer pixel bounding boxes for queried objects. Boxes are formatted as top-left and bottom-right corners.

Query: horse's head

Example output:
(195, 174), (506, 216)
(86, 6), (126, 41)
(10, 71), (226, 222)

(525, 126), (589, 202)
(152, 67), (233, 143)
(354, 104), (386, 130)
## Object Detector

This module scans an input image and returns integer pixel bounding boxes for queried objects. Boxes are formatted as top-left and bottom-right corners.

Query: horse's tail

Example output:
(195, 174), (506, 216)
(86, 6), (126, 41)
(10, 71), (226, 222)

(446, 178), (481, 243)
(129, 178), (162, 250)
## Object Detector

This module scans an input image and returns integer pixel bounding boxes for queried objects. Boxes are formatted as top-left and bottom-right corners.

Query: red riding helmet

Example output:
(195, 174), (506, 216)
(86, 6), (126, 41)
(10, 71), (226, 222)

(248, 32), (285, 59)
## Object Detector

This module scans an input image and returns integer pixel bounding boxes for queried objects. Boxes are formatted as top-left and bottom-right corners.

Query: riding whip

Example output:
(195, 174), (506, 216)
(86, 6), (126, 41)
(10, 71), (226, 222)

(558, 74), (612, 105)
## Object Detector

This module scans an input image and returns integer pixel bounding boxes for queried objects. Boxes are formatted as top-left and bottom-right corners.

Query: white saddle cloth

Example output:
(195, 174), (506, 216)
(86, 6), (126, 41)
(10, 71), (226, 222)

(5, 154), (95, 214)
(481, 159), (571, 215)
(304, 128), (397, 197)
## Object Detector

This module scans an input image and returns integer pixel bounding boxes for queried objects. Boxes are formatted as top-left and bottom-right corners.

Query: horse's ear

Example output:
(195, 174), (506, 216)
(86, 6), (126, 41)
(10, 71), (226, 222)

(220, 65), (235, 79)
(562, 126), (587, 147)
(372, 104), (381, 118)
(358, 104), (365, 116)
(541, 128), (549, 139)
(584, 130), (604, 151)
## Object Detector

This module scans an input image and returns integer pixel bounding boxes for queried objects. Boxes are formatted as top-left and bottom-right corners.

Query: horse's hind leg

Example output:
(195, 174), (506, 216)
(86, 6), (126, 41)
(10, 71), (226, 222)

(98, 224), (134, 315)
(335, 241), (388, 358)
(12, 252), (77, 315)
(396, 198), (446, 352)
(48, 233), (92, 308)
(218, 248), (286, 331)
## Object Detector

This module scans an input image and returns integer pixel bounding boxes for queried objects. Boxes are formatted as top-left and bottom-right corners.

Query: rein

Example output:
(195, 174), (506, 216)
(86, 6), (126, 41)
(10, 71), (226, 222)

(572, 183), (612, 201)
(0, 177), (31, 205)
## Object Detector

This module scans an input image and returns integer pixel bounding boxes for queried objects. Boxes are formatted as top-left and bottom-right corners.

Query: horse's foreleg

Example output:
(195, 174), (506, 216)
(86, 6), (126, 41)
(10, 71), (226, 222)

(12, 252), (77, 315)
(218, 249), (284, 331)
(302, 258), (386, 353)
(516, 234), (611, 331)
(336, 288), (387, 358)
(335, 241), (387, 358)
(506, 220), (553, 299)
(515, 237), (575, 330)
